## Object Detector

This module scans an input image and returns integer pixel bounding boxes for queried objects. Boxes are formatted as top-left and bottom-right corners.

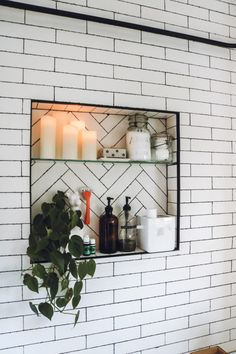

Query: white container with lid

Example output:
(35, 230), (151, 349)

(137, 210), (176, 253)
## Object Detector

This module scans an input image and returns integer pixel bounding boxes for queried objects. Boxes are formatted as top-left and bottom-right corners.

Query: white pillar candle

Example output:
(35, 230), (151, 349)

(55, 113), (69, 159)
(40, 115), (56, 159)
(70, 120), (85, 159)
(82, 131), (97, 160)
(62, 125), (78, 160)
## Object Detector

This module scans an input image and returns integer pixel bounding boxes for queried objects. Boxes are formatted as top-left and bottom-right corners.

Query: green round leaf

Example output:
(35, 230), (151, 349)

(32, 264), (47, 279)
(69, 259), (78, 279)
(78, 261), (87, 280)
(68, 235), (83, 258)
(38, 302), (54, 321)
(87, 259), (96, 277)
(74, 281), (83, 297)
(72, 295), (81, 309)
(50, 250), (65, 275)
(56, 297), (67, 308)
(41, 202), (51, 216)
(61, 277), (69, 291)
(23, 274), (39, 293)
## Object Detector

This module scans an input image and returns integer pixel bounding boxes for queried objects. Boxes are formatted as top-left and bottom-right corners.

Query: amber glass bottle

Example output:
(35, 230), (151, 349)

(99, 197), (118, 254)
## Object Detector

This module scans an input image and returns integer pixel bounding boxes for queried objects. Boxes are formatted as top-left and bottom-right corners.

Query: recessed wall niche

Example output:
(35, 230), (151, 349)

(31, 101), (180, 256)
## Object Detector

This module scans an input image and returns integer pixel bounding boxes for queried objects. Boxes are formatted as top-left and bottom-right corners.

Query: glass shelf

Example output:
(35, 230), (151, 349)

(31, 157), (175, 165)
(81, 247), (147, 260)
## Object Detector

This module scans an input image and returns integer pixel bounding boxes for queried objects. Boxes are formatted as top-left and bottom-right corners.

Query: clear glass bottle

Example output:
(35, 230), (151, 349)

(99, 197), (118, 254)
(151, 133), (173, 163)
(118, 196), (137, 252)
(126, 114), (151, 161)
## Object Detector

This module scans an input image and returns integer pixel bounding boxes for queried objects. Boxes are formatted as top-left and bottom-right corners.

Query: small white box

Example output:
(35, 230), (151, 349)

(137, 215), (176, 253)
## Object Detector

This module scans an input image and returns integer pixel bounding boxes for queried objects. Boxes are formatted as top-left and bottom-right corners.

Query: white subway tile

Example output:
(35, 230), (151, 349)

(0, 22), (55, 42)
(0, 240), (27, 256)
(191, 114), (231, 129)
(167, 277), (210, 294)
(167, 49), (209, 66)
(190, 285), (231, 302)
(211, 56), (236, 73)
(142, 317), (188, 337)
(114, 66), (165, 84)
(142, 292), (189, 312)
(87, 326), (140, 348)
(180, 228), (212, 242)
(190, 65), (230, 82)
(142, 83), (189, 99)
(213, 201), (236, 214)
(57, 30), (114, 50)
(0, 36), (23, 53)
(190, 89), (230, 105)
(87, 77), (141, 94)
(191, 165), (232, 177)
(191, 238), (232, 253)
(166, 73), (210, 90)
(142, 267), (189, 285)
(87, 301), (141, 321)
(212, 249), (236, 263)
(88, 21), (140, 42)
(56, 58), (113, 77)
(166, 300), (210, 320)
(212, 272), (236, 287)
(0, 193), (21, 208)
(87, 48), (140, 67)
(142, 7), (187, 27)
(166, 0), (208, 19)
(191, 139), (231, 153)
(115, 283), (165, 302)
(212, 128), (236, 141)
(191, 308), (230, 327)
(0, 317), (23, 335)
(0, 256), (21, 271)
(181, 151), (211, 164)
(115, 39), (164, 59)
(181, 177), (212, 190)
(86, 273), (140, 292)
(213, 225), (236, 239)
(168, 253), (211, 269)
(115, 334), (164, 353)
(191, 261), (231, 278)
(181, 202), (211, 216)
(55, 87), (113, 106)
(115, 93), (165, 110)
(115, 309), (165, 329)
(142, 57), (188, 75)
(191, 214), (232, 228)
(114, 257), (165, 275)
(0, 328), (54, 351)
(210, 11), (236, 28)
(167, 98), (211, 114)
(24, 70), (85, 89)
(166, 324), (209, 344)
(24, 336), (86, 354)
(141, 341), (188, 354)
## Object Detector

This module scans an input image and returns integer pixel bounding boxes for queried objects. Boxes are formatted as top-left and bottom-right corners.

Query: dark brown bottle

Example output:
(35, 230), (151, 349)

(99, 197), (118, 254)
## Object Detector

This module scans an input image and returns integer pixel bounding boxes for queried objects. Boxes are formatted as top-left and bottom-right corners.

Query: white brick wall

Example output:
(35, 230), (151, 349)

(0, 1), (236, 353)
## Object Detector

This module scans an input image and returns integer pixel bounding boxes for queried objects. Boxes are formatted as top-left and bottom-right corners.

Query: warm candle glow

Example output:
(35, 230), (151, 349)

(40, 115), (56, 159)
(82, 130), (97, 160)
(62, 125), (78, 160)
(55, 113), (69, 159)
(70, 120), (85, 159)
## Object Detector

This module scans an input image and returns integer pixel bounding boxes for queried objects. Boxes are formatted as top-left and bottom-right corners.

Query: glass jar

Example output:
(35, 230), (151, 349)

(151, 133), (173, 163)
(126, 114), (151, 161)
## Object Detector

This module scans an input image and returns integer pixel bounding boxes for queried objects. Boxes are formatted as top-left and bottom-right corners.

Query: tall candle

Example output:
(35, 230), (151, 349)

(82, 131), (97, 160)
(62, 125), (78, 160)
(55, 113), (69, 159)
(70, 120), (85, 159)
(40, 115), (56, 159)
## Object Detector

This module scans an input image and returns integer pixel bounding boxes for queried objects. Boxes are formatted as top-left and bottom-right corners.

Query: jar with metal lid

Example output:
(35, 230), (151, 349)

(151, 133), (173, 163)
(126, 114), (151, 161)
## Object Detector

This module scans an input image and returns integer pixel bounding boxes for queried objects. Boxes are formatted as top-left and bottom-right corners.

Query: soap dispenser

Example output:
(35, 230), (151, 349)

(99, 197), (118, 254)
(118, 196), (137, 252)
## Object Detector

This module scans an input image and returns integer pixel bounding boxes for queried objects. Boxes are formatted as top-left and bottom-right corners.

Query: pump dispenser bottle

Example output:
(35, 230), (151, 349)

(118, 196), (137, 252)
(99, 197), (118, 254)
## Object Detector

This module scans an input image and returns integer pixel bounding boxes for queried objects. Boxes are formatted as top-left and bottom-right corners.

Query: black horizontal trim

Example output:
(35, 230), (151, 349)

(1, 0), (236, 48)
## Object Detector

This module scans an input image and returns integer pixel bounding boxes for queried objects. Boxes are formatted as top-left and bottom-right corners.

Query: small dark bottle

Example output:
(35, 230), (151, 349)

(99, 197), (118, 254)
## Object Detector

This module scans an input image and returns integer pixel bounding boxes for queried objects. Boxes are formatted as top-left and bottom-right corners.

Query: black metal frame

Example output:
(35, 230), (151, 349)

(1, 0), (236, 48)
(30, 99), (180, 258)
